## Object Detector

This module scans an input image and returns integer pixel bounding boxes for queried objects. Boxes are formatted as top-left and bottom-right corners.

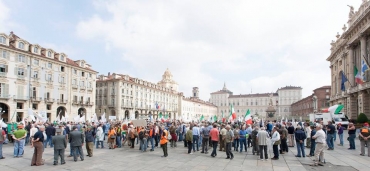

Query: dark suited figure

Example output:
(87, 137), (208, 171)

(52, 128), (67, 165)
(69, 126), (85, 162)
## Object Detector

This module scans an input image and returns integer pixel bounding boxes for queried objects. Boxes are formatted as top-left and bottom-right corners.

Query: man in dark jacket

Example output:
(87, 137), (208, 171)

(45, 124), (56, 148)
(85, 126), (95, 157)
(69, 126), (84, 162)
(294, 125), (306, 157)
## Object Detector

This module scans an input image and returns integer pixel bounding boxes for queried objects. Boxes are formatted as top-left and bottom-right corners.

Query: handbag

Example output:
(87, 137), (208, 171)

(110, 135), (116, 139)
(168, 134), (172, 140)
(273, 139), (281, 145)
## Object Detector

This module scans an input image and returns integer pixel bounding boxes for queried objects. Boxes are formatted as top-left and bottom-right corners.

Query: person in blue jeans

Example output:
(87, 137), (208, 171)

(326, 122), (335, 150)
(337, 123), (344, 146)
(192, 124), (200, 152)
(294, 126), (306, 157)
(12, 125), (27, 157)
(348, 123), (356, 150)
(308, 126), (316, 157)
(239, 126), (247, 152)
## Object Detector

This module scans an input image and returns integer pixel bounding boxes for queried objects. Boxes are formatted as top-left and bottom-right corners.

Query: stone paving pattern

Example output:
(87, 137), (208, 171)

(0, 138), (369, 171)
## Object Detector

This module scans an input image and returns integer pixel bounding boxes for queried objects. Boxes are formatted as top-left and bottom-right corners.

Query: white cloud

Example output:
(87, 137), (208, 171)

(76, 0), (362, 99)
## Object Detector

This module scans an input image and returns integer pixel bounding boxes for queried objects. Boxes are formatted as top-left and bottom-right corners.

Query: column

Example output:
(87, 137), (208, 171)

(361, 36), (367, 61)
(347, 46), (354, 87)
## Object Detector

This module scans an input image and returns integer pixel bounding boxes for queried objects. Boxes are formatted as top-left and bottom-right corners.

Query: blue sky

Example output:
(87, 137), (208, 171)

(0, 0), (363, 100)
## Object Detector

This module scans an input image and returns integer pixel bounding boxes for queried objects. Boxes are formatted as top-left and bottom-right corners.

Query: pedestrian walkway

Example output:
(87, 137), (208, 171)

(0, 138), (368, 171)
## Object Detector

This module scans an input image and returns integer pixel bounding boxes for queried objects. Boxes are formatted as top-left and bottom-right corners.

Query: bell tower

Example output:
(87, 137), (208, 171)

(192, 87), (199, 99)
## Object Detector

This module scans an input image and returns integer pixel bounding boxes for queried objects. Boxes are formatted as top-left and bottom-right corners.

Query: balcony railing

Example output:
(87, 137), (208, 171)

(17, 75), (25, 80)
(30, 97), (42, 102)
(80, 86), (86, 90)
(72, 101), (79, 105)
(85, 101), (94, 106)
(44, 98), (54, 103)
(87, 87), (93, 91)
(72, 85), (78, 89)
(0, 94), (10, 99)
(14, 96), (29, 101)
(0, 72), (7, 77)
(57, 99), (68, 104)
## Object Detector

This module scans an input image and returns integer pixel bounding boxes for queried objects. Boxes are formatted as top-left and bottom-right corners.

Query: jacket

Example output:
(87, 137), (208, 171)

(96, 127), (104, 141)
(294, 129), (306, 142)
(69, 130), (85, 146)
(45, 125), (56, 136)
(85, 130), (95, 142)
(185, 129), (193, 142)
(52, 135), (67, 150)
(160, 130), (168, 145)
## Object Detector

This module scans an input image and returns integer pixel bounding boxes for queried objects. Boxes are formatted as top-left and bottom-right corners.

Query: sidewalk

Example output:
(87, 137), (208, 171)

(0, 138), (368, 171)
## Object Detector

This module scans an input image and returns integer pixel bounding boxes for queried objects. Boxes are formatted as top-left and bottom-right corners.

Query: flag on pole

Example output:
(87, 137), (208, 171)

(362, 59), (369, 81)
(100, 112), (106, 123)
(341, 72), (348, 91)
(328, 104), (344, 114)
(228, 104), (237, 122)
(222, 111), (226, 123)
(244, 109), (252, 124)
(214, 115), (217, 122)
(355, 66), (364, 84)
(200, 115), (204, 121)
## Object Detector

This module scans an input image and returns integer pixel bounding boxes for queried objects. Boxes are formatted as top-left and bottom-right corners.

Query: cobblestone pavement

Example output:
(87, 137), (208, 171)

(0, 138), (368, 171)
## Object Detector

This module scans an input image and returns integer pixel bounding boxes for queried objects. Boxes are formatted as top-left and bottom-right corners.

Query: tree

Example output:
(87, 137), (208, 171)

(357, 113), (369, 123)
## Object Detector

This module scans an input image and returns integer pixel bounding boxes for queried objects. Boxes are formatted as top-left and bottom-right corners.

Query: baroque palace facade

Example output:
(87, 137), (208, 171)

(328, 1), (370, 120)
(0, 32), (97, 122)
(209, 84), (302, 119)
(95, 69), (217, 121)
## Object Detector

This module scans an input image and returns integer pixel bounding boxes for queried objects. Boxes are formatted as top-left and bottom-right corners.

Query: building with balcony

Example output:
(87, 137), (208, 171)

(327, 1), (370, 119)
(0, 32), (97, 122)
(96, 70), (179, 120)
(291, 86), (331, 117)
(210, 84), (302, 119)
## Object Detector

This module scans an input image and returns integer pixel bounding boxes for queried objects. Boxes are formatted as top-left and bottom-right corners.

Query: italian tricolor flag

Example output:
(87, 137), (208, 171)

(228, 104), (237, 122)
(354, 66), (364, 84)
(328, 104), (344, 114)
(222, 111), (226, 123)
(245, 109), (252, 124)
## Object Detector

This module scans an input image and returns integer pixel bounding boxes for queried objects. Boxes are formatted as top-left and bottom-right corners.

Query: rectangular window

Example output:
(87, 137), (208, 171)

(33, 47), (38, 53)
(46, 104), (51, 110)
(18, 54), (26, 63)
(73, 95), (77, 102)
(47, 74), (52, 81)
(48, 63), (52, 68)
(81, 71), (85, 77)
(74, 69), (77, 74)
(60, 94), (64, 100)
(72, 79), (76, 85)
(0, 64), (7, 73)
(60, 66), (65, 72)
(17, 68), (25, 76)
(60, 76), (65, 83)
(32, 87), (36, 97)
(32, 103), (38, 110)
(33, 71), (38, 78)
(81, 81), (85, 86)
(17, 103), (23, 109)
(33, 59), (39, 65)
(1, 50), (7, 58)
(60, 55), (64, 61)
(46, 92), (50, 99)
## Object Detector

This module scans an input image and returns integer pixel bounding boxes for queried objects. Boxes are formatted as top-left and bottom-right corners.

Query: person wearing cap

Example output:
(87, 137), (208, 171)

(69, 126), (85, 162)
(52, 128), (67, 165)
(359, 123), (370, 157)
(12, 124), (27, 158)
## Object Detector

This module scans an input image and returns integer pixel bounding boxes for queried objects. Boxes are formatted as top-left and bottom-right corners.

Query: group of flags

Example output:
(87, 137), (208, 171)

(341, 57), (369, 91)
(201, 104), (252, 124)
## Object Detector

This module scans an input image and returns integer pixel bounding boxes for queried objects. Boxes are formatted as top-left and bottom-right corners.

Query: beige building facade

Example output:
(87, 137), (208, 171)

(327, 1), (370, 120)
(210, 84), (301, 119)
(0, 32), (97, 122)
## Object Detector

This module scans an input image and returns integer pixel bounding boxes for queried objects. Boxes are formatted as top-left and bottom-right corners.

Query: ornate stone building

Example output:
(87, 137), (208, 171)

(210, 84), (302, 119)
(327, 1), (370, 119)
(0, 32), (97, 122)
(291, 86), (331, 116)
(95, 70), (179, 120)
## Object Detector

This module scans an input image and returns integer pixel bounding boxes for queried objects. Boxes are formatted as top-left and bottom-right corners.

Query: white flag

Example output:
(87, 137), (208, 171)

(74, 115), (80, 122)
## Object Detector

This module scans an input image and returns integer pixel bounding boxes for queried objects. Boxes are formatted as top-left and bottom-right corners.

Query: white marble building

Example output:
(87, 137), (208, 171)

(0, 32), (97, 122)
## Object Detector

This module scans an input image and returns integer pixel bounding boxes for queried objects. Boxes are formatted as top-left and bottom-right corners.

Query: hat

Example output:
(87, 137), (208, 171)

(56, 129), (62, 133)
(364, 123), (369, 127)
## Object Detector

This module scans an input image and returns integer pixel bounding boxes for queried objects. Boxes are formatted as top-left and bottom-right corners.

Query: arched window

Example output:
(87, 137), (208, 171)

(0, 36), (5, 44)
(48, 51), (52, 57)
(18, 42), (24, 49)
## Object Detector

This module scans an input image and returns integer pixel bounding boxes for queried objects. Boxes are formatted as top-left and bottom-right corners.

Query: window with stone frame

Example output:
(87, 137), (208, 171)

(18, 42), (24, 49)
(0, 36), (5, 44)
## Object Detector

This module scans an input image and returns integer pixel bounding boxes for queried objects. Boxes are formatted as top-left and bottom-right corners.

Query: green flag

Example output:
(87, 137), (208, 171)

(159, 112), (163, 118)
(200, 115), (204, 121)
(221, 111), (224, 119)
(165, 113), (168, 119)
(214, 115), (217, 122)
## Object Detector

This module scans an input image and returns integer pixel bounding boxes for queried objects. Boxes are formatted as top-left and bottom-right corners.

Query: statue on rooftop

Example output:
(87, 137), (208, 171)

(348, 5), (355, 19)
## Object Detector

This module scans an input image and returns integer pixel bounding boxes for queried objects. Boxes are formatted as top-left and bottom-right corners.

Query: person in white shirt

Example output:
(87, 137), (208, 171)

(310, 124), (326, 166)
(271, 127), (280, 160)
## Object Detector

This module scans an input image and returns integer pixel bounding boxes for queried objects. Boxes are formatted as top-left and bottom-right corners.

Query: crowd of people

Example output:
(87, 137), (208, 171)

(0, 118), (370, 168)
